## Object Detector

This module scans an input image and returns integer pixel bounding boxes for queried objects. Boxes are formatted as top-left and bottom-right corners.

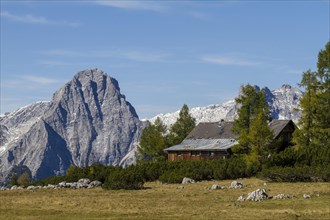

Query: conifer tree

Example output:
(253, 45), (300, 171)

(232, 84), (272, 154)
(17, 171), (30, 186)
(10, 173), (18, 187)
(168, 104), (196, 146)
(138, 117), (167, 161)
(293, 41), (330, 164)
(248, 92), (273, 155)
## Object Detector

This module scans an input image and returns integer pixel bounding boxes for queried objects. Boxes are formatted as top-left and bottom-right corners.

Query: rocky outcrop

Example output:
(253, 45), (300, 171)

(230, 181), (244, 189)
(211, 184), (222, 190)
(246, 189), (269, 201)
(148, 84), (303, 126)
(1, 178), (102, 190)
(0, 68), (143, 183)
(182, 177), (195, 184)
(237, 189), (269, 202)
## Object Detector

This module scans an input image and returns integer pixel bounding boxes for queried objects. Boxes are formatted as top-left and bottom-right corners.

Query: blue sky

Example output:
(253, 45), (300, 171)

(1, 1), (329, 119)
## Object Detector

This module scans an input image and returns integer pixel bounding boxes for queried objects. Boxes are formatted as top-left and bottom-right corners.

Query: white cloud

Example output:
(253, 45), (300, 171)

(200, 55), (261, 66)
(21, 75), (60, 85)
(0, 11), (80, 27)
(38, 60), (84, 66)
(186, 11), (211, 21)
(41, 50), (83, 57)
(2, 75), (61, 90)
(95, 1), (166, 12)
(41, 49), (169, 62)
(119, 51), (169, 62)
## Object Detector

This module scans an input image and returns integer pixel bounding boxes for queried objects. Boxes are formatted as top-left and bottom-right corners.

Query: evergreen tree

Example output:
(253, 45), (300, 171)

(17, 171), (30, 186)
(10, 173), (18, 186)
(232, 84), (272, 154)
(138, 117), (167, 161)
(293, 70), (317, 149)
(314, 41), (330, 147)
(293, 41), (330, 165)
(168, 104), (196, 146)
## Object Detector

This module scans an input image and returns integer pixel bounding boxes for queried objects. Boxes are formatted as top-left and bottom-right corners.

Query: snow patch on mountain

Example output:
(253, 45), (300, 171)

(149, 84), (303, 127)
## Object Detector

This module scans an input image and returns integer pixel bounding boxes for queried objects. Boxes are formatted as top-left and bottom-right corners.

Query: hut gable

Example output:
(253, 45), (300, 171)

(268, 120), (295, 139)
(185, 121), (237, 139)
(268, 119), (296, 150)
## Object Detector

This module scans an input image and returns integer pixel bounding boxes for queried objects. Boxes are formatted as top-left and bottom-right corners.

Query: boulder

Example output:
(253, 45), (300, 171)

(78, 178), (91, 185)
(46, 184), (57, 189)
(230, 181), (244, 189)
(237, 195), (245, 202)
(303, 194), (311, 199)
(58, 181), (67, 188)
(10, 185), (18, 190)
(182, 177), (195, 184)
(246, 189), (269, 202)
(89, 180), (102, 187)
(76, 182), (89, 189)
(27, 185), (37, 190)
(0, 186), (9, 191)
(273, 194), (291, 199)
(69, 182), (78, 189)
(211, 184), (222, 190)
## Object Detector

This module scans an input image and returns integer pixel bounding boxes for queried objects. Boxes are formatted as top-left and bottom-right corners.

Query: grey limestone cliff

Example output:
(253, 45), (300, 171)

(0, 68), (142, 183)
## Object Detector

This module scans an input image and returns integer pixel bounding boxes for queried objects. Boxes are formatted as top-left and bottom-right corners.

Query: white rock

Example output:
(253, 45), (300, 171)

(230, 181), (244, 189)
(78, 178), (91, 185)
(182, 177), (195, 184)
(303, 194), (311, 199)
(211, 184), (222, 190)
(246, 189), (268, 202)
(273, 194), (291, 199)
(27, 185), (37, 190)
(237, 195), (245, 201)
(89, 180), (102, 187)
(10, 185), (18, 190)
(58, 181), (67, 187)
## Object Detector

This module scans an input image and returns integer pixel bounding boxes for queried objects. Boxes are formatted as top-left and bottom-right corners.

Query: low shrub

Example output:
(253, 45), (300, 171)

(159, 170), (185, 184)
(103, 166), (145, 190)
(259, 165), (330, 182)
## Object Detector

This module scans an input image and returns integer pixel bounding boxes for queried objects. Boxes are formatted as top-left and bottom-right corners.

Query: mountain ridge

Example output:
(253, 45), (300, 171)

(148, 84), (303, 127)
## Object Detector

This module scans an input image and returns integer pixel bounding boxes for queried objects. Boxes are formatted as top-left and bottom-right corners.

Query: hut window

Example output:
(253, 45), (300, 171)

(210, 152), (215, 157)
(191, 151), (197, 156)
(177, 152), (182, 156)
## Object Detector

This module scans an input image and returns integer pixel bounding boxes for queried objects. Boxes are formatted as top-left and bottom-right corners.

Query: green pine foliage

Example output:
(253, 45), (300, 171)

(168, 104), (196, 146)
(9, 173), (18, 187)
(232, 84), (273, 157)
(17, 171), (31, 187)
(138, 105), (196, 162)
(138, 117), (167, 161)
(293, 41), (330, 165)
(103, 166), (144, 190)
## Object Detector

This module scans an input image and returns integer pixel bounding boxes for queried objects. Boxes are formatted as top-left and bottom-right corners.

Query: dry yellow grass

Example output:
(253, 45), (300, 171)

(0, 178), (329, 220)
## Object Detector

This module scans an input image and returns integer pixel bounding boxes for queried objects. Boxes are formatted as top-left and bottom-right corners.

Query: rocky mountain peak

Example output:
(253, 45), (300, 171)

(0, 68), (142, 183)
(281, 84), (292, 89)
(149, 84), (303, 127)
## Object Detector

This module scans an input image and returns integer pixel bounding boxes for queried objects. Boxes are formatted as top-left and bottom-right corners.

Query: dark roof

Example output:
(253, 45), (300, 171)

(164, 138), (238, 152)
(268, 120), (294, 139)
(186, 121), (237, 139)
(165, 120), (295, 152)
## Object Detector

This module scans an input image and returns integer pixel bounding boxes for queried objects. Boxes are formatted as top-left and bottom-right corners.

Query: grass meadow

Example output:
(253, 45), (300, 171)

(0, 178), (329, 220)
